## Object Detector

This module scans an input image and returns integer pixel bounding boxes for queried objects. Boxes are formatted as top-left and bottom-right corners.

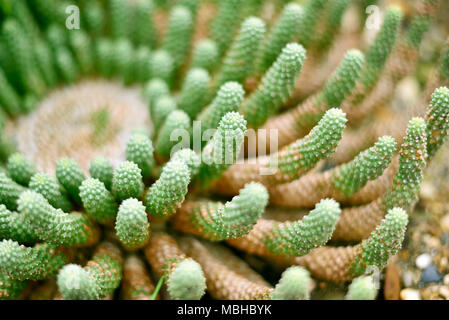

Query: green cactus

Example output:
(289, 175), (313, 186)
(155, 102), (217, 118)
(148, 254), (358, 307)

(258, 3), (303, 72)
(211, 0), (244, 55)
(0, 273), (27, 300)
(166, 259), (206, 300)
(149, 50), (175, 85)
(0, 172), (25, 211)
(241, 43), (306, 128)
(115, 198), (150, 248)
(56, 158), (86, 205)
(144, 78), (170, 107)
(332, 136), (397, 197)
(132, 46), (152, 83)
(152, 95), (178, 133)
(68, 30), (94, 75)
(109, 0), (132, 39)
(126, 133), (155, 178)
(297, 0), (328, 48)
(17, 191), (98, 246)
(156, 110), (191, 158)
(133, 0), (157, 46)
(178, 68), (211, 119)
(186, 182), (268, 240)
(79, 178), (117, 224)
(350, 207), (408, 276)
(425, 87), (449, 159)
(382, 117), (427, 211)
(346, 276), (378, 300)
(215, 17), (266, 89)
(197, 82), (245, 135)
(89, 156), (114, 191)
(6, 153), (37, 186)
(265, 198), (341, 256)
(272, 266), (311, 300)
(171, 148), (201, 178)
(191, 39), (219, 73)
(145, 159), (190, 218)
(29, 173), (73, 212)
(112, 161), (144, 202)
(272, 108), (347, 182)
(0, 204), (38, 243)
(0, 239), (67, 281)
(0, 69), (22, 116)
(162, 6), (194, 72)
(199, 112), (247, 186)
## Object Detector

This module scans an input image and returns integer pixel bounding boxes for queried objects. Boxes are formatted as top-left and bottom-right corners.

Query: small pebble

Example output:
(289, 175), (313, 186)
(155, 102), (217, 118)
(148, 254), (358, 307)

(443, 274), (449, 286)
(441, 214), (449, 233)
(416, 254), (432, 269)
(402, 271), (415, 287)
(400, 288), (421, 300)
(420, 264), (443, 286)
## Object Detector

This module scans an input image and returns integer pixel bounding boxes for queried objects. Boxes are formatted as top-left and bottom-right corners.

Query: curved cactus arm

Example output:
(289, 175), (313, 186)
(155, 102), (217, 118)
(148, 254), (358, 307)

(29, 173), (73, 212)
(0, 239), (67, 281)
(172, 182), (268, 240)
(145, 159), (190, 218)
(425, 87), (449, 159)
(6, 153), (37, 186)
(0, 172), (26, 211)
(241, 43), (306, 128)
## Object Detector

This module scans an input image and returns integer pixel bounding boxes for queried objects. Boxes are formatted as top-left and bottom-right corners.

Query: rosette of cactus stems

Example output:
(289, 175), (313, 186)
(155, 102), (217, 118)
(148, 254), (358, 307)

(227, 198), (341, 258)
(214, 108), (347, 195)
(179, 237), (312, 300)
(0, 239), (67, 281)
(172, 182), (268, 240)
(121, 255), (156, 300)
(17, 191), (100, 247)
(57, 241), (123, 300)
(144, 232), (206, 300)
(240, 43), (306, 128)
(269, 135), (397, 208)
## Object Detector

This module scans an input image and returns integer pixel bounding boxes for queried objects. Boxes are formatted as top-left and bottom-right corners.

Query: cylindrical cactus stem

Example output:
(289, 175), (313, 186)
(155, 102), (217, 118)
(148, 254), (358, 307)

(0, 239), (67, 281)
(115, 198), (150, 249)
(155, 110), (191, 158)
(109, 0), (132, 39)
(89, 156), (114, 191)
(79, 178), (117, 224)
(0, 69), (22, 116)
(152, 95), (177, 133)
(55, 158), (85, 205)
(269, 135), (396, 208)
(296, 0), (328, 48)
(191, 39), (219, 73)
(171, 182), (268, 240)
(240, 43), (306, 128)
(214, 17), (266, 89)
(214, 108), (346, 195)
(162, 5), (194, 73)
(68, 29), (94, 75)
(272, 266), (312, 300)
(148, 50), (174, 86)
(112, 161), (144, 203)
(6, 153), (37, 186)
(29, 173), (73, 212)
(132, 0), (157, 47)
(57, 241), (123, 300)
(178, 68), (211, 119)
(257, 3), (304, 73)
(198, 111), (247, 187)
(17, 191), (100, 247)
(121, 255), (156, 300)
(145, 159), (190, 218)
(345, 276), (378, 300)
(425, 87), (449, 159)
(0, 204), (38, 243)
(178, 236), (273, 300)
(171, 148), (201, 178)
(126, 133), (155, 178)
(144, 232), (206, 300)
(0, 172), (26, 211)
(227, 199), (341, 257)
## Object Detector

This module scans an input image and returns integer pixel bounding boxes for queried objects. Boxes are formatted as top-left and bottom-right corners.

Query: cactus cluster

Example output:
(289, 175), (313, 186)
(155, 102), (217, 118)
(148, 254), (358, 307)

(0, 0), (447, 301)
